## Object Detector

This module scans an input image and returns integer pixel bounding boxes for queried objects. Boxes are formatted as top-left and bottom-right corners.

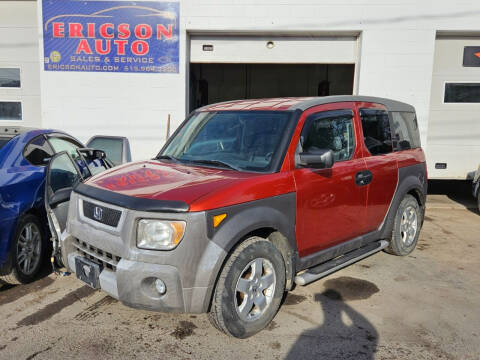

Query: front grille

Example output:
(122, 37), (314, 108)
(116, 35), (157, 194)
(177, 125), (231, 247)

(83, 200), (122, 227)
(73, 238), (122, 271)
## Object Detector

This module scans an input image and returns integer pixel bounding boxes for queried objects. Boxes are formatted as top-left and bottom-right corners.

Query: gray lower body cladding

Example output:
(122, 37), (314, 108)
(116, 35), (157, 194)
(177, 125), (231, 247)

(62, 191), (297, 314)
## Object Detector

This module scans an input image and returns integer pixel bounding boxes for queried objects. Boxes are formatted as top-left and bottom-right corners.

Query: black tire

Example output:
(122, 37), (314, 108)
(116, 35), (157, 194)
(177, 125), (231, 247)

(208, 236), (286, 338)
(0, 214), (45, 285)
(386, 194), (422, 256)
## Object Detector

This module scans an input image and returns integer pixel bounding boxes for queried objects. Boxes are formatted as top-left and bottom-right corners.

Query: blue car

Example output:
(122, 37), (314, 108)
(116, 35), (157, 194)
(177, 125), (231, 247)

(0, 126), (129, 284)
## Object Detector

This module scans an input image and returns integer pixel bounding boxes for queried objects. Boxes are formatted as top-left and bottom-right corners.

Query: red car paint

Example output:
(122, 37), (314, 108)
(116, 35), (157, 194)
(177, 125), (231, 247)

(89, 160), (296, 211)
(286, 102), (369, 256)
(86, 98), (425, 258)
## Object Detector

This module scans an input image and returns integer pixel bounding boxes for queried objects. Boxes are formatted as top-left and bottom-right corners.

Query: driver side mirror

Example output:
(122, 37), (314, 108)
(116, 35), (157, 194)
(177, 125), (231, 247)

(298, 149), (334, 169)
(86, 136), (131, 166)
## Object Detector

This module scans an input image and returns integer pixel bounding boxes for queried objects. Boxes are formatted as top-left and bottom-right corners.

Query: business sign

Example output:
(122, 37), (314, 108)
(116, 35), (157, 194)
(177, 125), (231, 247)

(42, 0), (179, 73)
(463, 46), (480, 67)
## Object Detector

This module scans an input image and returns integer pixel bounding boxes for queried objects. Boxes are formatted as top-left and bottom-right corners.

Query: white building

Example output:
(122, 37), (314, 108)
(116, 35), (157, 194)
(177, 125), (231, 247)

(1, 0), (480, 179)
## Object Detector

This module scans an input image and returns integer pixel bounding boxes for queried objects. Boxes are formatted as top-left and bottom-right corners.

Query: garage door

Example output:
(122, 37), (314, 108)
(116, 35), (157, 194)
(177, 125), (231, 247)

(189, 36), (357, 111)
(427, 36), (480, 179)
(190, 35), (357, 64)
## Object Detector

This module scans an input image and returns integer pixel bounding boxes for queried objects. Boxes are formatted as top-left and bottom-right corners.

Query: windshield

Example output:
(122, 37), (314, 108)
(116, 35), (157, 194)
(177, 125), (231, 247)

(0, 136), (13, 150)
(160, 111), (292, 172)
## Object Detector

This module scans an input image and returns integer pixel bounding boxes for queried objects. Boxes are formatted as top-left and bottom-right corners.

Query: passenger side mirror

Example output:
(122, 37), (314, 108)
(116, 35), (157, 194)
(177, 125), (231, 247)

(298, 149), (334, 169)
(86, 135), (132, 166)
(78, 148), (106, 160)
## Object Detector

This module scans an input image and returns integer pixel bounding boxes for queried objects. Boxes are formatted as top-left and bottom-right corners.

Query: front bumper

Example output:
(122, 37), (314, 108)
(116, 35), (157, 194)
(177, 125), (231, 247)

(62, 192), (226, 313)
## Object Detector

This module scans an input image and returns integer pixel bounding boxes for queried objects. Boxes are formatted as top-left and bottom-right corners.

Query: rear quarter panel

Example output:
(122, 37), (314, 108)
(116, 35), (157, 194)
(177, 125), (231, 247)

(0, 166), (46, 264)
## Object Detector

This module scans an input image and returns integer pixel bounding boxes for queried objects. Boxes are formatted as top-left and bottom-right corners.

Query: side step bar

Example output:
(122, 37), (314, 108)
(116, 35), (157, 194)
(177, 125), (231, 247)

(294, 240), (389, 286)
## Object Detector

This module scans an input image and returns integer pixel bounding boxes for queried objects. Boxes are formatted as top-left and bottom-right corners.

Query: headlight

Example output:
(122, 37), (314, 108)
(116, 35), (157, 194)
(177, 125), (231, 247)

(137, 219), (186, 250)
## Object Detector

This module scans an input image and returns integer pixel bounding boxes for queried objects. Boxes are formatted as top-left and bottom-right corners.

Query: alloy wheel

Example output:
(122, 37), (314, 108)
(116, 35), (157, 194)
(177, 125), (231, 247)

(400, 205), (418, 246)
(235, 258), (276, 322)
(16, 222), (42, 275)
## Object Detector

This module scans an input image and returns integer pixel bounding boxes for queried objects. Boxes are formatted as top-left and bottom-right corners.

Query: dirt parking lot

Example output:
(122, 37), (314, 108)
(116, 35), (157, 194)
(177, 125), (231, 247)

(0, 201), (479, 360)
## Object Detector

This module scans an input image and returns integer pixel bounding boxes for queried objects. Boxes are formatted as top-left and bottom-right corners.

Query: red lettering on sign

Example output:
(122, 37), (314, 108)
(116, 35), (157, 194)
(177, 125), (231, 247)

(75, 39), (92, 54)
(118, 23), (130, 39)
(135, 24), (152, 39)
(95, 39), (110, 55)
(156, 24), (173, 40)
(99, 23), (114, 39)
(52, 22), (65, 38)
(68, 23), (84, 38)
(113, 40), (128, 55)
(87, 23), (95, 38)
(131, 40), (149, 55)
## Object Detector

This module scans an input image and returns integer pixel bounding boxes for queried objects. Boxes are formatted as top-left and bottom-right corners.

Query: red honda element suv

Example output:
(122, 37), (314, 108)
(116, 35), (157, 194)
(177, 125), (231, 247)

(50, 96), (427, 338)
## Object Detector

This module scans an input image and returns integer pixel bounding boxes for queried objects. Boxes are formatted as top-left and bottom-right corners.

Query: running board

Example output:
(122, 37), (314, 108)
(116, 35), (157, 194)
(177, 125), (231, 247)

(294, 240), (389, 286)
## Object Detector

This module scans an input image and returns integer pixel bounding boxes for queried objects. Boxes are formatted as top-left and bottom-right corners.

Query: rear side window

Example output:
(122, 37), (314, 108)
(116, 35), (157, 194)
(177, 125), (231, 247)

(48, 137), (82, 160)
(301, 109), (355, 162)
(390, 112), (421, 150)
(359, 109), (393, 155)
(24, 135), (54, 166)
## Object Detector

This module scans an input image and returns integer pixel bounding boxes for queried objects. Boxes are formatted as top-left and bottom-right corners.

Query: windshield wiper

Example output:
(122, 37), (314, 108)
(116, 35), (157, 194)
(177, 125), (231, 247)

(156, 155), (180, 163)
(188, 159), (240, 171)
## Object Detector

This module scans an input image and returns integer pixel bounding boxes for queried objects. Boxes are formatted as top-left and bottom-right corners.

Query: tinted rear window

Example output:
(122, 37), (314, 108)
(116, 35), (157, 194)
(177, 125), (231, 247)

(359, 109), (393, 155)
(390, 112), (421, 150)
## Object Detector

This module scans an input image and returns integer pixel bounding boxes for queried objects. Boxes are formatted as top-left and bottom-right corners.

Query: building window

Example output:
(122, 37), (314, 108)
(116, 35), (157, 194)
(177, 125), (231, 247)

(444, 83), (480, 103)
(0, 68), (20, 88)
(0, 101), (22, 120)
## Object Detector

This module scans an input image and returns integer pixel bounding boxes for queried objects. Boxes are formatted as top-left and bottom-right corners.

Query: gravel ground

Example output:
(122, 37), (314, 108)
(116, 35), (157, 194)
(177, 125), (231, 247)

(0, 205), (479, 360)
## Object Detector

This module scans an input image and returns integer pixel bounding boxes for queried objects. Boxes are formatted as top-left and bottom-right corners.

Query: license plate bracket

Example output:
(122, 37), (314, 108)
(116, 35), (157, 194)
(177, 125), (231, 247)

(75, 256), (102, 289)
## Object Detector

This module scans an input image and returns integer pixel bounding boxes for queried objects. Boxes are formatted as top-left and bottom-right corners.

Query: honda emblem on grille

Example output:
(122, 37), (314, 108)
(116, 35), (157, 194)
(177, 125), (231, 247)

(93, 206), (103, 221)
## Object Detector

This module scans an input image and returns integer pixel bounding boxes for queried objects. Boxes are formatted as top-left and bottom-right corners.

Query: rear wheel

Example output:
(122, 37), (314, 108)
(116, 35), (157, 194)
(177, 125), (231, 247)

(386, 194), (421, 256)
(477, 192), (480, 213)
(208, 236), (285, 338)
(0, 215), (45, 285)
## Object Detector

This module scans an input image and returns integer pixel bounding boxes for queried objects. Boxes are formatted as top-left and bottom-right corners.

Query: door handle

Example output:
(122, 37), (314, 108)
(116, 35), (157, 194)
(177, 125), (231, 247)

(355, 170), (372, 186)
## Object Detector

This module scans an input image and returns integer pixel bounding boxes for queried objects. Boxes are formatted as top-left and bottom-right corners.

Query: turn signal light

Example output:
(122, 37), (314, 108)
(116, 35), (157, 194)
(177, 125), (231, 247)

(213, 213), (227, 228)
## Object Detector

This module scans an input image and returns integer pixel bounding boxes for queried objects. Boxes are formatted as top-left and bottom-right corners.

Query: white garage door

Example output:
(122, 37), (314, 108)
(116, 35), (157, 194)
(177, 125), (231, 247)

(427, 36), (480, 179)
(190, 35), (358, 64)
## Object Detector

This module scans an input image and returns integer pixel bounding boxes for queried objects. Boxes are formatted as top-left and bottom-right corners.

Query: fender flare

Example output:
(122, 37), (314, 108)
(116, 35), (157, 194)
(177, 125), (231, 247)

(200, 194), (297, 310)
(379, 167), (426, 239)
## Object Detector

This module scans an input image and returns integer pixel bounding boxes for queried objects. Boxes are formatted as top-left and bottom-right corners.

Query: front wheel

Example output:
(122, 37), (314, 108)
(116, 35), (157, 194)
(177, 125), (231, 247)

(208, 237), (285, 338)
(0, 214), (45, 284)
(386, 194), (422, 256)
(477, 192), (480, 213)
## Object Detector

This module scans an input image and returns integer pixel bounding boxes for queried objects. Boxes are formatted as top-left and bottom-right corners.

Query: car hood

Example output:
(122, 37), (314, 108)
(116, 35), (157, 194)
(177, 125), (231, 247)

(85, 160), (294, 211)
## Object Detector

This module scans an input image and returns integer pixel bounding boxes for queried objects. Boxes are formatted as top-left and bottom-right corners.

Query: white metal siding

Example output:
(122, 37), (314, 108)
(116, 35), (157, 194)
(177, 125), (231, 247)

(35, 0), (480, 162)
(427, 37), (480, 179)
(0, 1), (41, 127)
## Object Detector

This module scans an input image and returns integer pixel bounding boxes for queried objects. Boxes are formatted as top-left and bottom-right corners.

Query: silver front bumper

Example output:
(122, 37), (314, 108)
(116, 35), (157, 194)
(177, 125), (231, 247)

(62, 192), (226, 313)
